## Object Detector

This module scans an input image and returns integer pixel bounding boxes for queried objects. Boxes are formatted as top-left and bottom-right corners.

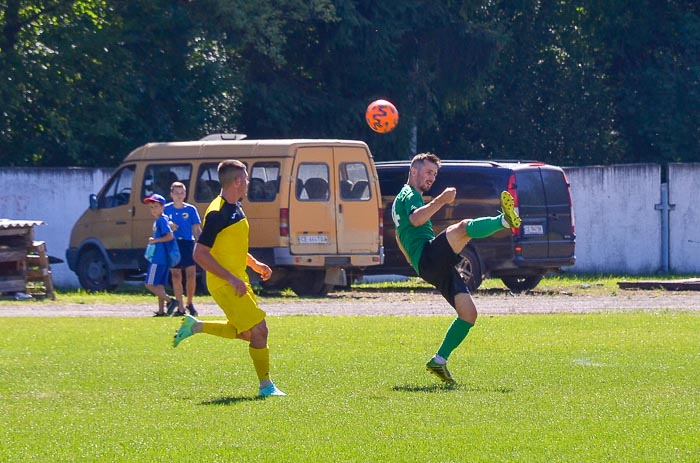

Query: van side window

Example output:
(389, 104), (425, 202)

(377, 167), (408, 198)
(98, 165), (135, 209)
(339, 162), (371, 200)
(249, 162), (280, 202)
(296, 163), (329, 201)
(194, 163), (220, 203)
(142, 164), (192, 202)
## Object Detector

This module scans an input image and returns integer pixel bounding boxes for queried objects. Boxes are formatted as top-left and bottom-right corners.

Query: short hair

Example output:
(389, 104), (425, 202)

(170, 181), (186, 191)
(218, 159), (247, 188)
(410, 152), (441, 170)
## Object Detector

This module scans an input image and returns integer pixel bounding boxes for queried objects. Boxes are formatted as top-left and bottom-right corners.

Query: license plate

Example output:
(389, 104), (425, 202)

(298, 234), (328, 244)
(523, 224), (544, 235)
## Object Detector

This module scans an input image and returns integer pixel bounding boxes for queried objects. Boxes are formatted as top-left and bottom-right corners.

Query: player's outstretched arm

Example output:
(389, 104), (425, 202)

(409, 187), (456, 227)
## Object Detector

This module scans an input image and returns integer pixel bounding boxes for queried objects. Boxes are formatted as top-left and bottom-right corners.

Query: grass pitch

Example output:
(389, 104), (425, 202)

(1, 312), (698, 462)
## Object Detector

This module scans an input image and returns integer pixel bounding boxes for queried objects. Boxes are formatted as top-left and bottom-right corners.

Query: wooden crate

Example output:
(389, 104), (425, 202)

(0, 226), (32, 294)
(0, 220), (55, 299)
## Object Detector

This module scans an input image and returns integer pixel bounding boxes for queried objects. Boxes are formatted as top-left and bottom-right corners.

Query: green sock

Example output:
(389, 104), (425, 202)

(437, 318), (474, 360)
(465, 215), (504, 239)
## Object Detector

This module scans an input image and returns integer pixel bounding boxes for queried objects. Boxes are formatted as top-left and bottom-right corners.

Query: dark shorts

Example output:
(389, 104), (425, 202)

(172, 240), (196, 269)
(418, 231), (469, 308)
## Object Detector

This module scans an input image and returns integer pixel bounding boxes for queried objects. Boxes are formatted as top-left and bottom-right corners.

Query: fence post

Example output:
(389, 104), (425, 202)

(654, 182), (675, 273)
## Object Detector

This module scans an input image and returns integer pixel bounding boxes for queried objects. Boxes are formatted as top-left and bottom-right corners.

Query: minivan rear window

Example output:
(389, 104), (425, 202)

(541, 169), (570, 205)
(297, 163), (330, 201)
(339, 162), (371, 200)
(515, 170), (546, 206)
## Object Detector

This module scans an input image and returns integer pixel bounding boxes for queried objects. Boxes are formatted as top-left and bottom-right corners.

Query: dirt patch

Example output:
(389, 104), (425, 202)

(1, 288), (699, 317)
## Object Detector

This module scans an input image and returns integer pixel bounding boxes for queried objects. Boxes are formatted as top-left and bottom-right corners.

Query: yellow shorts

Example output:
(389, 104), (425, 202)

(210, 283), (266, 334)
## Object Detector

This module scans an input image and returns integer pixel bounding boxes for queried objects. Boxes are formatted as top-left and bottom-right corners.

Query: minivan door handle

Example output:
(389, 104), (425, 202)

(339, 204), (343, 213)
(115, 221), (127, 225)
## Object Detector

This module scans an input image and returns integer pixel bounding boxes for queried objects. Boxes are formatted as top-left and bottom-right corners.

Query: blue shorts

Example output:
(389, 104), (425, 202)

(145, 263), (170, 286)
(172, 240), (196, 268)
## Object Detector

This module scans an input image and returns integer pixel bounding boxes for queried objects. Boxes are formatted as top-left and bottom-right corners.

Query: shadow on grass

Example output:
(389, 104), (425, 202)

(200, 396), (263, 406)
(392, 384), (458, 393)
(393, 384), (514, 394)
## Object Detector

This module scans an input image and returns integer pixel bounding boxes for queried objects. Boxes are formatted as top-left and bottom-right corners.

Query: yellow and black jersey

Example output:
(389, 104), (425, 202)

(198, 196), (250, 290)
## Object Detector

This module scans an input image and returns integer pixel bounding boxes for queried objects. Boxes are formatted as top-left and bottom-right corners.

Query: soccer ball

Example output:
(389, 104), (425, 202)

(365, 99), (399, 133)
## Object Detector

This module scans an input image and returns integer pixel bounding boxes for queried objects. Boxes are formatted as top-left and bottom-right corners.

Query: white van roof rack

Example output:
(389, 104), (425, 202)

(200, 133), (247, 141)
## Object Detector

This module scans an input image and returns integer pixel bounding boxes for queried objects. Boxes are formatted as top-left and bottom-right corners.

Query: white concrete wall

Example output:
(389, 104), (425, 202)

(0, 163), (696, 289)
(668, 163), (700, 273)
(0, 167), (113, 287)
(564, 164), (662, 274)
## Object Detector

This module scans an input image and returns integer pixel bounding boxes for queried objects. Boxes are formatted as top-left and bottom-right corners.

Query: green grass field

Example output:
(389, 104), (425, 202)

(1, 311), (698, 462)
(7, 272), (697, 306)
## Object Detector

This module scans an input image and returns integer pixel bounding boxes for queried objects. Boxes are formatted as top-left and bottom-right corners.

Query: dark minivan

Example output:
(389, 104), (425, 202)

(370, 160), (576, 292)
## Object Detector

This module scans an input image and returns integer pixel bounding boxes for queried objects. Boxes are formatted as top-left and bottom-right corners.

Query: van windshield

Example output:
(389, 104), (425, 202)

(97, 165), (135, 208)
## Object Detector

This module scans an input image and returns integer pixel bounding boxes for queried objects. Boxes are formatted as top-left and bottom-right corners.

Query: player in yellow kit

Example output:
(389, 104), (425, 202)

(172, 159), (285, 397)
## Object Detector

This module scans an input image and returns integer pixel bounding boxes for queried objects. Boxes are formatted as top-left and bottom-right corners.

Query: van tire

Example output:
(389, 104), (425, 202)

(290, 270), (333, 297)
(501, 275), (543, 293)
(259, 267), (291, 292)
(77, 248), (120, 291)
(455, 249), (482, 292)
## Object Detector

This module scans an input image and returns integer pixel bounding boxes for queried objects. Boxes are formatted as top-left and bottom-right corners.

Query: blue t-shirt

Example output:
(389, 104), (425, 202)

(164, 202), (201, 241)
(151, 214), (172, 265)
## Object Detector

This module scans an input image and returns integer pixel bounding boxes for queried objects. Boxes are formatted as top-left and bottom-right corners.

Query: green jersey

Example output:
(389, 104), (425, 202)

(391, 184), (435, 273)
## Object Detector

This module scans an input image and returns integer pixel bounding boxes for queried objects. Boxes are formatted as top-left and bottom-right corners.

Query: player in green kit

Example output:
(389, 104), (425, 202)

(391, 152), (521, 384)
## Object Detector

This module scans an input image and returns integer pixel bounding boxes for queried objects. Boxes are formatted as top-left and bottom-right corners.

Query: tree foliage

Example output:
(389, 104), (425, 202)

(0, 0), (698, 167)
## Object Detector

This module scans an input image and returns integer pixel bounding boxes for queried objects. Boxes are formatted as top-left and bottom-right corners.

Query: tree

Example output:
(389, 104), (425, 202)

(595, 0), (700, 163)
(438, 1), (699, 166)
(0, 1), (124, 165)
(2, 1), (697, 167)
(0, 0), (243, 166)
(233, 0), (504, 161)
(438, 1), (625, 165)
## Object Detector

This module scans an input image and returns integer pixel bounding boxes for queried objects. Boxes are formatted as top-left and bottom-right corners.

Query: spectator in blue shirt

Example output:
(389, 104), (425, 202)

(164, 182), (202, 316)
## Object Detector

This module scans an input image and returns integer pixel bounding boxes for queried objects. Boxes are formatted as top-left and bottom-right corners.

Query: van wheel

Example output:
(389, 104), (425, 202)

(259, 267), (291, 292)
(290, 270), (333, 297)
(501, 275), (543, 293)
(77, 249), (119, 291)
(455, 249), (482, 292)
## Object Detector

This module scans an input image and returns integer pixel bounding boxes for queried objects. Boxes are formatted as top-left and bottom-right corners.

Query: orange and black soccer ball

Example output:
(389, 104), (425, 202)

(365, 99), (399, 133)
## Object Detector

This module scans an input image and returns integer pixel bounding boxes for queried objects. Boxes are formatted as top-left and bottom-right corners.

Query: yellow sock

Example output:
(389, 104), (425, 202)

(201, 321), (238, 339)
(249, 345), (271, 382)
